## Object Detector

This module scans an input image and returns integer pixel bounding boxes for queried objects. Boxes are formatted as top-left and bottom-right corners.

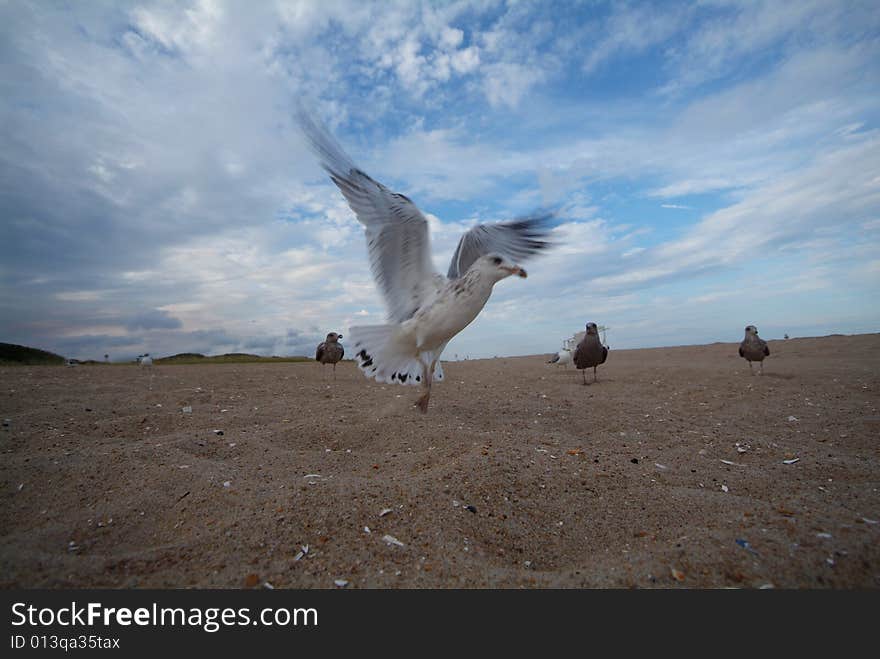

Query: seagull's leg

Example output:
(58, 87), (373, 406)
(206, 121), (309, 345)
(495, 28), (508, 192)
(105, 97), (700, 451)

(415, 362), (433, 413)
(749, 361), (754, 376)
(581, 369), (587, 385)
(333, 362), (337, 380)
(759, 361), (764, 376)
(593, 366), (598, 382)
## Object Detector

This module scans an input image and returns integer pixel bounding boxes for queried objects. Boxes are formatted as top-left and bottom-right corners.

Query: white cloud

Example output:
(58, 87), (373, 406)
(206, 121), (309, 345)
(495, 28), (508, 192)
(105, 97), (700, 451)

(582, 3), (685, 74)
(129, 1), (224, 55)
(380, 126), (517, 201)
(450, 45), (480, 74)
(55, 290), (108, 302)
(657, 0), (865, 96)
(482, 61), (544, 108)
(650, 179), (736, 198)
(439, 25), (464, 50)
(593, 135), (880, 294)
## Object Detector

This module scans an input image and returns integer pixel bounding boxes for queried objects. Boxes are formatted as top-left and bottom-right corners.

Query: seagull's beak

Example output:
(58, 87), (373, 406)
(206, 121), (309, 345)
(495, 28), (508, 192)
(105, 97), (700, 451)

(338, 334), (343, 339)
(504, 266), (527, 278)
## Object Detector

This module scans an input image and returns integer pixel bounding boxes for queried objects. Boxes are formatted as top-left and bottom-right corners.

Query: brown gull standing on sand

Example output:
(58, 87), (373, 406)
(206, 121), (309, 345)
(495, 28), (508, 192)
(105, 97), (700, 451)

(315, 332), (344, 379)
(738, 325), (769, 375)
(298, 111), (553, 412)
(573, 322), (608, 384)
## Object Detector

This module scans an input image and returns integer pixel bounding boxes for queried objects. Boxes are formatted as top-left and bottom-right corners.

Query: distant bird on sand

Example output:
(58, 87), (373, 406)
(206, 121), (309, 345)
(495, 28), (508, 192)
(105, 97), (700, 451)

(139, 354), (153, 367)
(573, 322), (608, 384)
(298, 110), (552, 412)
(548, 347), (572, 368)
(739, 325), (769, 375)
(316, 332), (344, 379)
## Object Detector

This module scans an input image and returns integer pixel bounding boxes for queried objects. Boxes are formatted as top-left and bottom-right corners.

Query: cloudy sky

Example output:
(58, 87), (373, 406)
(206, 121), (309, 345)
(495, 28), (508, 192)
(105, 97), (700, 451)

(1, 0), (878, 361)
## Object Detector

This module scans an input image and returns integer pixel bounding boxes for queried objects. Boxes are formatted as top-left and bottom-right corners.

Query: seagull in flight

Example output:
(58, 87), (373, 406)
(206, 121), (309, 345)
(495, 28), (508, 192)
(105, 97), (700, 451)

(298, 111), (553, 412)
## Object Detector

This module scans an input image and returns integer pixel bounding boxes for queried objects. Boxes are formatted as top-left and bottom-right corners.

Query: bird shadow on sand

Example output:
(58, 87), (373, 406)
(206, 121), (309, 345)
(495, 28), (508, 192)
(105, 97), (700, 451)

(373, 393), (425, 419)
(566, 376), (612, 386)
(754, 372), (795, 380)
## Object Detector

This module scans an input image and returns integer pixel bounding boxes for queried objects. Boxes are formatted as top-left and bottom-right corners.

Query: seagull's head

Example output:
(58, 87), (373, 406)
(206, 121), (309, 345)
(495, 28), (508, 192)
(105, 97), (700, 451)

(478, 253), (527, 282)
(326, 332), (342, 342)
(585, 322), (599, 335)
(745, 325), (758, 336)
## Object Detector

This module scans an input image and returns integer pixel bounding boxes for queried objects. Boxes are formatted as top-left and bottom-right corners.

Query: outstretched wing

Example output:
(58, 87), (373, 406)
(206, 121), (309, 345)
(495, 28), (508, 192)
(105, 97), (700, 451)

(447, 214), (553, 279)
(298, 110), (440, 323)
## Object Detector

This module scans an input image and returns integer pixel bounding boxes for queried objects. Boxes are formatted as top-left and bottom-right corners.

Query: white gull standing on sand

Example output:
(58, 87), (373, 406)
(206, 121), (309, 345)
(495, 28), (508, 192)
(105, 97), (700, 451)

(298, 111), (553, 412)
(547, 347), (572, 368)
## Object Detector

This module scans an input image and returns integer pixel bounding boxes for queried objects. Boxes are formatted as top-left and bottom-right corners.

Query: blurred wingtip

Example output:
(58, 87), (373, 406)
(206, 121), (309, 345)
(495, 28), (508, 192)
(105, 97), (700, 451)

(294, 101), (357, 179)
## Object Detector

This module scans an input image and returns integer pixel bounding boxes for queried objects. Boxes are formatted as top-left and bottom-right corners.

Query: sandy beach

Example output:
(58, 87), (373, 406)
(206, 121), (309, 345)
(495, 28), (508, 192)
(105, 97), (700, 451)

(1, 333), (878, 588)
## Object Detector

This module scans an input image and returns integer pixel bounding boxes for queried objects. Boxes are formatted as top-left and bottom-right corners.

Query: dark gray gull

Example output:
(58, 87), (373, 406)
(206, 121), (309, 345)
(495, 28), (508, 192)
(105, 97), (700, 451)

(316, 332), (344, 379)
(573, 322), (608, 384)
(298, 111), (552, 412)
(738, 325), (769, 375)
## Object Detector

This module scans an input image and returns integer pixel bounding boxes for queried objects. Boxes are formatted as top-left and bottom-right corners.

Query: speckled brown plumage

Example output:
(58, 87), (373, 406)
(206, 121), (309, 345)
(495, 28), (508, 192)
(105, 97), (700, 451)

(316, 332), (344, 379)
(739, 325), (769, 375)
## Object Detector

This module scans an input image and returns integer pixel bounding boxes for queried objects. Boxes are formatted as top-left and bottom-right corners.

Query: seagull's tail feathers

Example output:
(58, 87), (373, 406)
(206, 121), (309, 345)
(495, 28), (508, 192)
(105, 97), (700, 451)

(350, 324), (443, 386)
